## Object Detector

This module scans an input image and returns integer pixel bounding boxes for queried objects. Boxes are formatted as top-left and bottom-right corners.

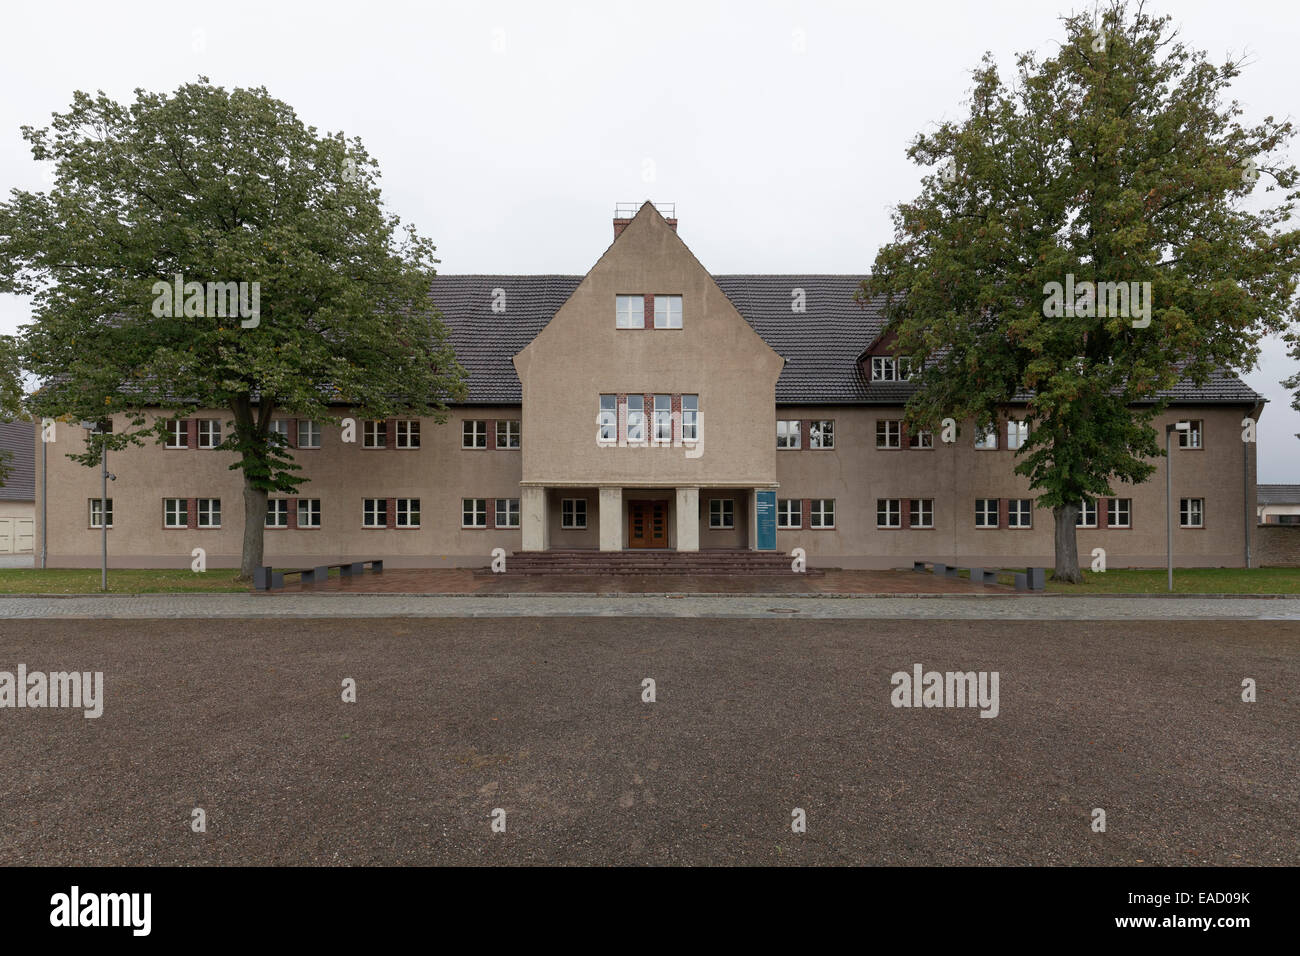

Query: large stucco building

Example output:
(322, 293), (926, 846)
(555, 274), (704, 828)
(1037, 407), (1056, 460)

(36, 202), (1265, 570)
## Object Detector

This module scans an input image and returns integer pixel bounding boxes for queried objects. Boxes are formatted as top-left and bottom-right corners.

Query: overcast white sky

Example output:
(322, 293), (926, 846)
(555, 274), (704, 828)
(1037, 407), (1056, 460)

(1, 0), (1296, 479)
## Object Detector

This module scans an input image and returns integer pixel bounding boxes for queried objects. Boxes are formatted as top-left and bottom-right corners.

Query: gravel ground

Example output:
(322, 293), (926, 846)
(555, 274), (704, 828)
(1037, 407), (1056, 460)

(0, 616), (1295, 866)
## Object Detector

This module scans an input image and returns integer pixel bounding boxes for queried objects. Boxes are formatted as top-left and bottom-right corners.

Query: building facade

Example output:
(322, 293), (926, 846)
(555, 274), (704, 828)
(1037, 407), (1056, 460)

(0, 420), (36, 557)
(36, 202), (1264, 570)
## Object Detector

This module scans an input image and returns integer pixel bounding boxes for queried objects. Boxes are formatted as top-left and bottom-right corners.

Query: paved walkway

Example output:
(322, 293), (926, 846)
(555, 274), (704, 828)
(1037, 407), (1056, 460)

(1, 593), (1298, 619)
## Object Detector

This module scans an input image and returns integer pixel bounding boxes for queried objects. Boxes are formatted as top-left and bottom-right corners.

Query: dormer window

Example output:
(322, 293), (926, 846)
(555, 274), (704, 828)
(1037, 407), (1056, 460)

(616, 295), (645, 329)
(871, 356), (913, 381)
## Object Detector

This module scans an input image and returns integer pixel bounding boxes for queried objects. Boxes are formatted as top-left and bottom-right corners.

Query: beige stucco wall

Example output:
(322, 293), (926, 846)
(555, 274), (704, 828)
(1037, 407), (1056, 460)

(774, 404), (1256, 569)
(513, 202), (783, 491)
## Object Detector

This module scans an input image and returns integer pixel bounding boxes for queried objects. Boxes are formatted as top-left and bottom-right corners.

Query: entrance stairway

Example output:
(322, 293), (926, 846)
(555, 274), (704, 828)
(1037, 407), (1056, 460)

(501, 549), (818, 575)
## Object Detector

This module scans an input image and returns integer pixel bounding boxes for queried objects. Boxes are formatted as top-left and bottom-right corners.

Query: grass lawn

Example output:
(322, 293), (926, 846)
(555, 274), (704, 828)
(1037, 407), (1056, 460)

(1045, 567), (1300, 594)
(0, 568), (248, 594)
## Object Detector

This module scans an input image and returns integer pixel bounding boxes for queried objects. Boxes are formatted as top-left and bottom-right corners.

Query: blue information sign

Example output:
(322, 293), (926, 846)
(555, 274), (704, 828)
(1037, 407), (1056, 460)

(755, 490), (777, 551)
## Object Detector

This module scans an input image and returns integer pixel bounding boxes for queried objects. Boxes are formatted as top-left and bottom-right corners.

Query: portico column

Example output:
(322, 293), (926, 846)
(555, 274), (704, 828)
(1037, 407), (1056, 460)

(521, 486), (548, 551)
(676, 487), (699, 552)
(599, 487), (623, 552)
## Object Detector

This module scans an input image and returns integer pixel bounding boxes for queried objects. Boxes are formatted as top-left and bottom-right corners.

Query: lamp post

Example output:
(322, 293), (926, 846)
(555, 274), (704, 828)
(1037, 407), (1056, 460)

(1166, 420), (1191, 592)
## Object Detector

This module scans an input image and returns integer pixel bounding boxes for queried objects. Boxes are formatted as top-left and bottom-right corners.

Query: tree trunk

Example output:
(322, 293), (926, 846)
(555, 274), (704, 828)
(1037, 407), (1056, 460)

(239, 475), (268, 582)
(1052, 502), (1082, 584)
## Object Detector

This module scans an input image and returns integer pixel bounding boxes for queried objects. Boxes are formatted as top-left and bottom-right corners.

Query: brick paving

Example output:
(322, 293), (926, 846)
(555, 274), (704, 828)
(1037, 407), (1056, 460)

(277, 567), (1013, 595)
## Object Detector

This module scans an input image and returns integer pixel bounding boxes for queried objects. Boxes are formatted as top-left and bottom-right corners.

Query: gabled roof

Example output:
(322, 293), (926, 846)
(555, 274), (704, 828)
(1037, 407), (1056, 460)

(1258, 484), (1300, 506)
(429, 274), (1265, 407)
(0, 420), (36, 501)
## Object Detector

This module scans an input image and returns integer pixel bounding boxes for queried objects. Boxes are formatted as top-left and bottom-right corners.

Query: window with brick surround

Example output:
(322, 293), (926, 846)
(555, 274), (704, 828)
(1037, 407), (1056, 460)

(364, 420), (387, 448)
(462, 498), (487, 528)
(1077, 499), (1097, 527)
(197, 419), (221, 448)
(876, 420), (901, 449)
(909, 499), (934, 528)
(297, 420), (322, 448)
(1007, 419), (1030, 450)
(496, 498), (521, 528)
(197, 498), (221, 528)
(1178, 420), (1203, 449)
(809, 499), (835, 528)
(363, 498), (387, 528)
(561, 498), (587, 529)
(654, 394), (672, 443)
(616, 295), (645, 329)
(270, 420), (291, 446)
(654, 295), (682, 329)
(877, 499), (902, 528)
(681, 395), (699, 441)
(496, 420), (520, 448)
(165, 420), (187, 448)
(598, 396), (617, 443)
(266, 499), (289, 528)
(396, 498), (420, 527)
(1180, 497), (1204, 528)
(777, 499), (801, 528)
(909, 429), (933, 448)
(298, 499), (321, 528)
(626, 396), (645, 443)
(395, 421), (420, 449)
(1008, 498), (1033, 528)
(89, 498), (113, 528)
(164, 498), (188, 528)
(709, 499), (735, 529)
(463, 421), (487, 449)
(1108, 498), (1131, 528)
(975, 498), (999, 528)
(975, 424), (998, 450)
(810, 420), (834, 449)
(777, 420), (801, 449)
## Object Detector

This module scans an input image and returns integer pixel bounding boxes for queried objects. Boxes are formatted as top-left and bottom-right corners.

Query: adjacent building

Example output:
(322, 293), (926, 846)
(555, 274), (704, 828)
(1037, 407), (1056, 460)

(0, 420), (36, 558)
(36, 202), (1264, 570)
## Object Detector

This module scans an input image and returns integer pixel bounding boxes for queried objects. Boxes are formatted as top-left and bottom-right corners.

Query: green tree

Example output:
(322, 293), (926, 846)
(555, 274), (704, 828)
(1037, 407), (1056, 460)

(0, 335), (24, 486)
(0, 78), (465, 578)
(860, 1), (1300, 581)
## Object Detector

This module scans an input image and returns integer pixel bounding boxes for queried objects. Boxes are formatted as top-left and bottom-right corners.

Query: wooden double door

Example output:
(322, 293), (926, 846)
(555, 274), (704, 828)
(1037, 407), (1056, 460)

(627, 500), (669, 548)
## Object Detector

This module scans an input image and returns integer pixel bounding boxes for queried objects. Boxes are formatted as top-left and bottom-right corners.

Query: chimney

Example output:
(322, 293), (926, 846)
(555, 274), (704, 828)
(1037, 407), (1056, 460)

(614, 202), (676, 239)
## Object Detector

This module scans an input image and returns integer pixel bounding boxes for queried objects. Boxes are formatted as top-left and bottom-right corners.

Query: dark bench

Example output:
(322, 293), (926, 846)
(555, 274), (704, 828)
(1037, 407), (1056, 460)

(254, 559), (383, 591)
(912, 560), (1045, 591)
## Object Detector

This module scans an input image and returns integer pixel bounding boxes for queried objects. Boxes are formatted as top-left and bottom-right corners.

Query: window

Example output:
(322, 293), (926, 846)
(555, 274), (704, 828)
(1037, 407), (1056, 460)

(909, 499), (934, 528)
(626, 396), (645, 443)
(653, 394), (672, 443)
(165, 420), (187, 448)
(876, 420), (901, 449)
(871, 356), (912, 381)
(1008, 499), (1033, 528)
(876, 499), (901, 528)
(269, 420), (291, 445)
(809, 420), (834, 449)
(297, 420), (321, 449)
(1108, 498), (1131, 528)
(462, 420), (487, 449)
(89, 498), (113, 528)
(1007, 419), (1029, 450)
(975, 424), (998, 450)
(654, 294), (682, 329)
(777, 420), (801, 449)
(681, 395), (699, 442)
(975, 498), (999, 528)
(495, 498), (520, 528)
(777, 499), (801, 528)
(709, 499), (735, 529)
(1180, 498), (1204, 528)
(363, 498), (387, 528)
(561, 498), (587, 529)
(1178, 420), (1203, 449)
(197, 419), (221, 449)
(164, 498), (188, 528)
(395, 498), (420, 527)
(266, 499), (289, 528)
(364, 420), (387, 448)
(197, 498), (221, 528)
(496, 420), (520, 449)
(462, 498), (487, 528)
(616, 294), (645, 329)
(395, 420), (420, 449)
(909, 429), (933, 449)
(298, 499), (321, 528)
(599, 396), (617, 443)
(1077, 499), (1097, 527)
(809, 499), (835, 528)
